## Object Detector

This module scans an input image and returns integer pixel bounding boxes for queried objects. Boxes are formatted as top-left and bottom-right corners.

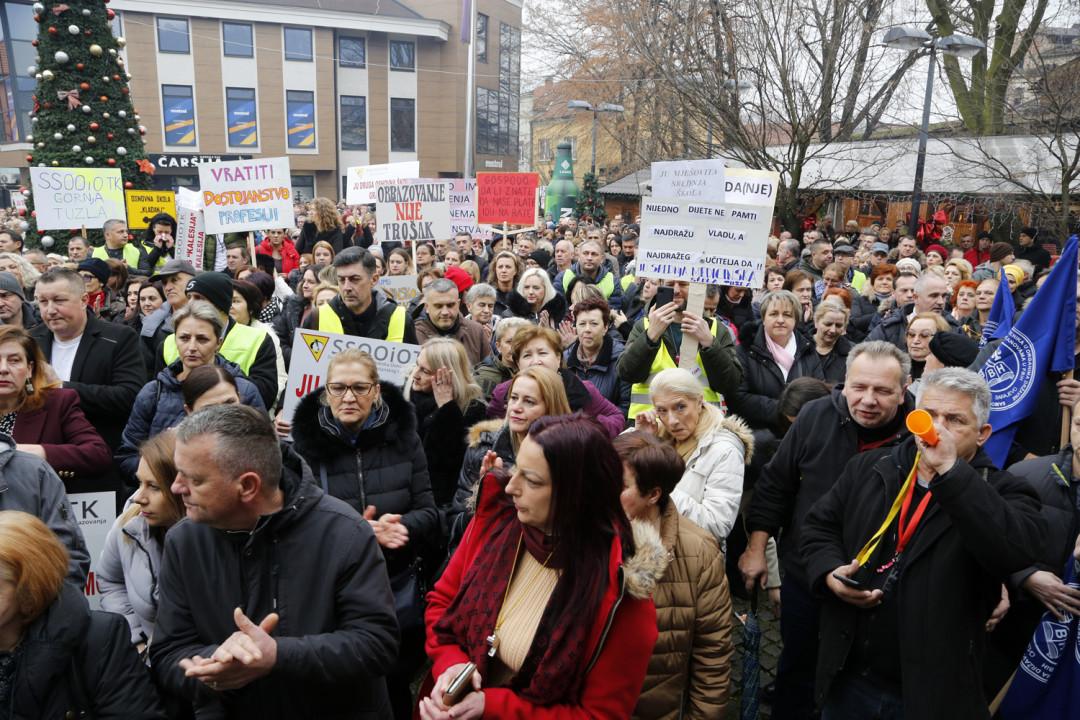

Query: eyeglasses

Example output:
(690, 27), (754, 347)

(906, 331), (935, 340)
(325, 382), (375, 398)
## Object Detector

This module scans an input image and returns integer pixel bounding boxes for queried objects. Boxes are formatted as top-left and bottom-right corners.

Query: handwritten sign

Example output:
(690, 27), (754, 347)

(638, 168), (779, 289)
(282, 329), (420, 421)
(198, 156), (294, 234)
(174, 187), (206, 268)
(375, 179), (451, 244)
(125, 189), (176, 230)
(68, 491), (116, 610)
(449, 179), (492, 242)
(29, 167), (124, 230)
(651, 159), (726, 201)
(476, 172), (538, 225)
(378, 275), (420, 306)
(345, 161), (420, 205)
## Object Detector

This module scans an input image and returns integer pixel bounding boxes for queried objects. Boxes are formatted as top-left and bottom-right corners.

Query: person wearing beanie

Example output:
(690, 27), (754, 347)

(442, 264), (474, 296)
(157, 271), (280, 409)
(924, 244), (948, 266)
(527, 248), (552, 271)
(927, 331), (979, 370)
(1015, 226), (1051, 274)
(139, 211), (178, 272)
(0, 271), (38, 329)
(973, 241), (1016, 281)
(1002, 264), (1025, 293)
(78, 258), (125, 322)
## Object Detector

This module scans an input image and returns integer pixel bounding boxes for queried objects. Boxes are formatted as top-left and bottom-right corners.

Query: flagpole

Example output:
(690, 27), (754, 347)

(463, 0), (477, 178)
(1061, 369), (1074, 449)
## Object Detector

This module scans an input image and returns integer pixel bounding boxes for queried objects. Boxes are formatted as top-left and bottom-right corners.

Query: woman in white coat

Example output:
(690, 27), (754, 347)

(634, 367), (752, 549)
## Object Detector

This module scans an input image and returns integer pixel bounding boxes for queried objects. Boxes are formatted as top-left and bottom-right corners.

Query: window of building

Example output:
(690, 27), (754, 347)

(223, 22), (254, 58)
(292, 175), (315, 202)
(538, 138), (552, 161)
(339, 36), (365, 68)
(562, 136), (577, 160)
(340, 96), (367, 150)
(161, 84), (196, 146)
(475, 23), (521, 157)
(0, 2), (40, 143)
(284, 27), (313, 62)
(476, 14), (488, 63)
(389, 41), (415, 71)
(390, 97), (415, 152)
(286, 90), (315, 148)
(110, 12), (123, 39)
(157, 17), (190, 54)
(226, 88), (258, 147)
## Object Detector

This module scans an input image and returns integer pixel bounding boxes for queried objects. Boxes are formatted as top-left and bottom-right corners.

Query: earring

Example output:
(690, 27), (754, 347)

(24, 379), (33, 394)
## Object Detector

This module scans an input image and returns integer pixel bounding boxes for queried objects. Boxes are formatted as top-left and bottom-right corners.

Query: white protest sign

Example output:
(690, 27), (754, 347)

(638, 168), (779, 289)
(198, 156), (294, 234)
(650, 159), (726, 201)
(449, 179), (493, 242)
(282, 329), (421, 421)
(375, 179), (452, 245)
(174, 187), (206, 268)
(68, 491), (117, 610)
(345, 161), (421, 205)
(11, 194), (25, 212)
(378, 275), (420, 306)
(29, 167), (125, 230)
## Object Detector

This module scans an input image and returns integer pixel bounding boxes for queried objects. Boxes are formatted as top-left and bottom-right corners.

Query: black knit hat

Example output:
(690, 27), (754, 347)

(77, 258), (111, 286)
(184, 272), (233, 314)
(929, 332), (978, 368)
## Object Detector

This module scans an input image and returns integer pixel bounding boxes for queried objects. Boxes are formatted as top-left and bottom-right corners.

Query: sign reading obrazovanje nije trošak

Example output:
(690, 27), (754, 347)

(638, 166), (780, 289)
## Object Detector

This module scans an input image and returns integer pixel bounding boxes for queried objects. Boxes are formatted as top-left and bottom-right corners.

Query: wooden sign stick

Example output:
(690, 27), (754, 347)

(1061, 369), (1074, 449)
(678, 283), (707, 371)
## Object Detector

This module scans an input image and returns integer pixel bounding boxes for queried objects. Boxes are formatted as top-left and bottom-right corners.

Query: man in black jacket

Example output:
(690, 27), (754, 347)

(152, 405), (399, 719)
(801, 368), (1045, 719)
(739, 340), (912, 720)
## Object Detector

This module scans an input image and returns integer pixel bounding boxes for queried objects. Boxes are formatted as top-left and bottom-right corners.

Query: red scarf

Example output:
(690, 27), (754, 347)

(87, 290), (106, 314)
(432, 472), (601, 705)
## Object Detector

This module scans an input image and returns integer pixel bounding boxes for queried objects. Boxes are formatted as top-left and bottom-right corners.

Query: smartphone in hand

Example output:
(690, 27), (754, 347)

(442, 662), (477, 707)
(832, 571), (864, 590)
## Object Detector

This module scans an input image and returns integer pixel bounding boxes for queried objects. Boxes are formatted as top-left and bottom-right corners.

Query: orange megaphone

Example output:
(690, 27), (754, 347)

(905, 409), (939, 447)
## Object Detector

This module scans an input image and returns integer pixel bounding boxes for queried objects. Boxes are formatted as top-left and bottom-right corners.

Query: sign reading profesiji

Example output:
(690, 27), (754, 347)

(476, 172), (539, 226)
(198, 156), (294, 234)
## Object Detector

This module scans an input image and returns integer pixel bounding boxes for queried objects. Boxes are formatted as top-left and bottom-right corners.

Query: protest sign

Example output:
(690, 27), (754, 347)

(11, 194), (25, 212)
(476, 172), (539, 226)
(449, 179), (492, 242)
(125, 189), (176, 230)
(651, 159), (726, 201)
(378, 275), (420, 306)
(29, 167), (124, 230)
(345, 161), (421, 205)
(638, 167), (779, 289)
(175, 187), (206, 268)
(68, 491), (116, 610)
(198, 156), (294, 234)
(375, 179), (451, 245)
(282, 329), (421, 421)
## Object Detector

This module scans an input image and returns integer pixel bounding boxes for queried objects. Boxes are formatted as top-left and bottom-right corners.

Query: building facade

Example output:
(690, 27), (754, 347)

(0, 0), (521, 203)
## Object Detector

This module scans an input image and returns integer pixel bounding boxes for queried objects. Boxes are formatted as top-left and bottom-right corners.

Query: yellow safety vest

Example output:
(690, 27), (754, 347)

(140, 242), (169, 271)
(628, 317), (726, 419)
(562, 268), (615, 299)
(850, 269), (867, 294)
(162, 321), (266, 374)
(317, 303), (406, 343)
(92, 243), (141, 268)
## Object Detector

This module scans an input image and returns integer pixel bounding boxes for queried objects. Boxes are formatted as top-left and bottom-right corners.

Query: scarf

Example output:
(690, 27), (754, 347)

(87, 290), (106, 314)
(432, 473), (599, 706)
(764, 331), (795, 380)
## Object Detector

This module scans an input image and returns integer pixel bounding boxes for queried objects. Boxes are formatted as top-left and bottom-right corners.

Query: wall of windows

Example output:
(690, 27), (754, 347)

(0, 2), (38, 144)
(476, 23), (520, 156)
(286, 90), (315, 148)
(162, 85), (196, 146)
(340, 96), (367, 150)
(390, 98), (415, 152)
(226, 88), (258, 147)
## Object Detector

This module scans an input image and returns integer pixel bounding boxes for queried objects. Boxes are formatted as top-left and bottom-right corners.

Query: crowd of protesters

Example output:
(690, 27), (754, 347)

(0, 197), (1074, 719)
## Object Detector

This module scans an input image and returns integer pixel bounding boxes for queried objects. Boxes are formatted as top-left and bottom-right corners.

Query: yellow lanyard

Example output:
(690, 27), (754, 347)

(854, 451), (921, 568)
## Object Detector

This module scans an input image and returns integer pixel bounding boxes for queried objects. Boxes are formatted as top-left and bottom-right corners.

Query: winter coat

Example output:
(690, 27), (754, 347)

(554, 259), (624, 310)
(257, 236), (301, 275)
(564, 334), (630, 416)
(115, 357), (264, 478)
(11, 387), (111, 485)
(273, 293), (310, 365)
(671, 415), (753, 548)
(138, 303), (173, 376)
(448, 419), (515, 549)
(97, 509), (163, 646)
(473, 354), (513, 399)
(301, 292), (419, 345)
(732, 323), (823, 432)
(634, 506), (733, 720)
(501, 289), (568, 327)
(414, 314), (490, 366)
(867, 302), (961, 351)
(716, 290), (757, 331)
(426, 472), (663, 718)
(0, 433), (90, 586)
(812, 335), (853, 385)
(801, 439), (1045, 719)
(486, 369), (626, 438)
(150, 452), (400, 719)
(747, 387), (914, 587)
(409, 391), (488, 510)
(289, 382), (438, 576)
(296, 221), (348, 254)
(847, 292), (880, 341)
(7, 582), (164, 719)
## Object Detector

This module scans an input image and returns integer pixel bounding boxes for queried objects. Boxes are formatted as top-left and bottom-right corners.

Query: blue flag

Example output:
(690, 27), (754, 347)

(981, 268), (1016, 346)
(999, 557), (1080, 718)
(979, 235), (1077, 467)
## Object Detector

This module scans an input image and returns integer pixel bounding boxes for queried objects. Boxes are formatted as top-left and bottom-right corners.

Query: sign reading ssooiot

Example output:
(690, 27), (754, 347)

(638, 167), (779, 289)
(198, 156), (294, 234)
(29, 167), (125, 230)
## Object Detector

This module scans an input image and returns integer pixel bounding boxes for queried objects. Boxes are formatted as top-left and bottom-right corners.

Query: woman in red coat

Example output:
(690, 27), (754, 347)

(421, 414), (663, 719)
(256, 228), (301, 275)
(0, 326), (111, 486)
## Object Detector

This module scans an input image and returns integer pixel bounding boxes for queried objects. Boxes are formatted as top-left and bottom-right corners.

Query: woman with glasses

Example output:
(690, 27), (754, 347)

(289, 348), (437, 720)
(904, 312), (950, 390)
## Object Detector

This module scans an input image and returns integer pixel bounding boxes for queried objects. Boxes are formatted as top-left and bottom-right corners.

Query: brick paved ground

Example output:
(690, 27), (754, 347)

(726, 595), (782, 720)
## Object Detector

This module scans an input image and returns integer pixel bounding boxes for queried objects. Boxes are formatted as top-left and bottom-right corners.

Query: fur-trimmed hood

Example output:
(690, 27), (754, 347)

(706, 414), (755, 465)
(290, 380), (417, 462)
(466, 418), (506, 448)
(623, 519), (667, 600)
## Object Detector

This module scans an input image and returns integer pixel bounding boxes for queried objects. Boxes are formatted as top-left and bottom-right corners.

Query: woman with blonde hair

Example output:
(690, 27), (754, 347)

(0, 511), (163, 716)
(311, 239), (336, 267)
(503, 266), (566, 326)
(944, 257), (973, 290)
(312, 281), (340, 308)
(298, 197), (348, 254)
(486, 250), (523, 316)
(0, 252), (39, 294)
(636, 367), (752, 548)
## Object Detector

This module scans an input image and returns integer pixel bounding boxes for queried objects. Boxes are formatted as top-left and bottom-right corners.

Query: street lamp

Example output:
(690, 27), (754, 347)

(884, 27), (985, 236)
(567, 100), (625, 175)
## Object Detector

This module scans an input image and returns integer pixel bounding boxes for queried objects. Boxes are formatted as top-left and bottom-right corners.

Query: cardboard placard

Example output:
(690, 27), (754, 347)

(174, 187), (206, 268)
(476, 172), (539, 226)
(378, 275), (420, 306)
(374, 179), (452, 245)
(124, 189), (177, 230)
(198, 156), (294, 234)
(345, 161), (421, 205)
(68, 491), (116, 610)
(650, 159), (727, 201)
(282, 330), (421, 421)
(29, 167), (125, 230)
(449, 179), (492, 242)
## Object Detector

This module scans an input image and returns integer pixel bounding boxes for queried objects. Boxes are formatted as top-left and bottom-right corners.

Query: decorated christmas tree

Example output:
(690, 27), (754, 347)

(20, 0), (153, 252)
(575, 171), (607, 224)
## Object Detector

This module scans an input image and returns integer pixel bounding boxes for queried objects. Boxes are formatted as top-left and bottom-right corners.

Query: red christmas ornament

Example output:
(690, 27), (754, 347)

(120, 88), (129, 95)
(89, 122), (100, 131)
(16, 208), (25, 217)
(31, 39), (38, 47)
(107, 158), (116, 166)
(24, 155), (32, 162)
(124, 181), (133, 189)
(139, 127), (146, 135)
(29, 211), (36, 218)
(79, 82), (90, 91)
(42, 101), (52, 109)
(75, 63), (84, 70)
(107, 9), (116, 20)
(83, 30), (91, 36)
(112, 74), (120, 81)
(47, 26), (58, 35)
(37, 230), (44, 235)
(51, 4), (70, 14)
(99, 95), (108, 102)
(106, 132), (114, 140)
